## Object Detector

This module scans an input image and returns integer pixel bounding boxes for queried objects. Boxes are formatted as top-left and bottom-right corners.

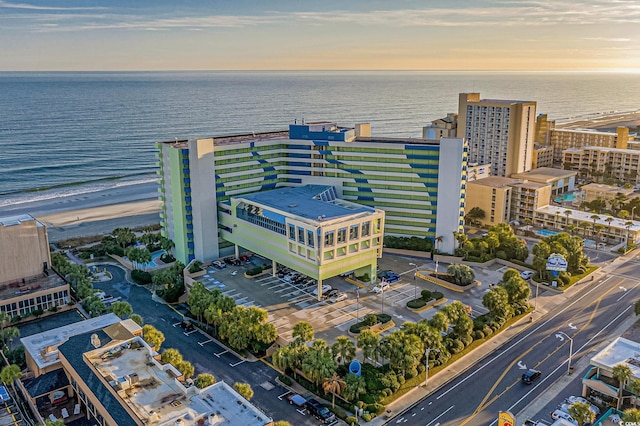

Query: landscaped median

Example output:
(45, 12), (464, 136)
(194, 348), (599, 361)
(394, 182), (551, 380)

(406, 290), (447, 313)
(348, 314), (395, 335)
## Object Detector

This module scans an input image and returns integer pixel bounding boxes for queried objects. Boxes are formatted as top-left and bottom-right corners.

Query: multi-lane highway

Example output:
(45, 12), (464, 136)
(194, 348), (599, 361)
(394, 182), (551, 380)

(392, 254), (640, 426)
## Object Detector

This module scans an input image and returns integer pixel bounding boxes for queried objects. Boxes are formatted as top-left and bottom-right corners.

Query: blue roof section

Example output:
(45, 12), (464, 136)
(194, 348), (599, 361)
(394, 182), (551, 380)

(239, 185), (374, 221)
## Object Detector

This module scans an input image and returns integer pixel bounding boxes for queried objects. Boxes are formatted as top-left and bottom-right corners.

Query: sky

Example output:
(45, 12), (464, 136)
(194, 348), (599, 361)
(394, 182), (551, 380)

(1, 0), (639, 71)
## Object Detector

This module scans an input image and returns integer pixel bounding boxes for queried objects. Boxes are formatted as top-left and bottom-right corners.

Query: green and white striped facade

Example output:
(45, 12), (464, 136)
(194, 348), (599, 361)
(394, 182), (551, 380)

(156, 122), (468, 265)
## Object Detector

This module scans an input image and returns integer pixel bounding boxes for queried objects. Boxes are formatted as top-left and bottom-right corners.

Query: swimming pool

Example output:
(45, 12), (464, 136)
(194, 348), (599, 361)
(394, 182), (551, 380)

(535, 229), (558, 237)
(124, 249), (166, 269)
(555, 193), (576, 203)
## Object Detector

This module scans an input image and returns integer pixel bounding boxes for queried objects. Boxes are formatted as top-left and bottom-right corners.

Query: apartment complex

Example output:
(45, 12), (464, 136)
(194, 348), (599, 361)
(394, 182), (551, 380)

(423, 113), (458, 141)
(466, 177), (551, 226)
(220, 185), (385, 290)
(457, 93), (536, 177)
(21, 314), (271, 426)
(157, 122), (468, 264)
(0, 214), (70, 321)
(532, 145), (554, 168)
(511, 167), (577, 197)
(562, 146), (640, 184)
(580, 183), (636, 204)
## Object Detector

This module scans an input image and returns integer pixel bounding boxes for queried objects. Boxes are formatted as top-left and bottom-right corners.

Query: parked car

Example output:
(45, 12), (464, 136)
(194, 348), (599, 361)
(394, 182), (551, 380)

(322, 289), (339, 300)
(520, 270), (535, 280)
(372, 282), (390, 294)
(329, 292), (348, 303)
(521, 369), (541, 384)
(565, 396), (588, 405)
(559, 402), (599, 416)
(551, 409), (577, 425)
(311, 284), (333, 296)
(212, 260), (226, 269)
(287, 393), (307, 407)
(304, 399), (336, 424)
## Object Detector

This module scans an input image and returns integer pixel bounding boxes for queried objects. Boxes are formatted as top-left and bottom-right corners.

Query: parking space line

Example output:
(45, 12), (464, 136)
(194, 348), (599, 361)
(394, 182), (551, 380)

(172, 321), (182, 327)
(230, 359), (246, 367)
(214, 349), (229, 358)
(198, 339), (213, 346)
(277, 391), (292, 400)
(183, 329), (198, 336)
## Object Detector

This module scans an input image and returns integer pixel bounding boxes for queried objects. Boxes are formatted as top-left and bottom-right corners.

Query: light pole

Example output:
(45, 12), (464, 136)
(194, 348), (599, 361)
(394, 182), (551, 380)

(534, 280), (539, 312)
(556, 331), (574, 374)
(410, 263), (418, 300)
(424, 348), (440, 387)
(633, 206), (636, 221)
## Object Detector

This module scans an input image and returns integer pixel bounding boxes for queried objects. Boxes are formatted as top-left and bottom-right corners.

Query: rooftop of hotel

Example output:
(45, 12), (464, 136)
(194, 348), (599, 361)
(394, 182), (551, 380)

(535, 205), (640, 231)
(83, 336), (271, 426)
(591, 337), (640, 379)
(0, 268), (67, 300)
(581, 183), (635, 193)
(21, 313), (122, 371)
(0, 213), (44, 228)
(564, 145), (640, 154)
(468, 176), (521, 188)
(552, 127), (621, 135)
(510, 180), (549, 190)
(237, 185), (376, 222)
(511, 167), (577, 180)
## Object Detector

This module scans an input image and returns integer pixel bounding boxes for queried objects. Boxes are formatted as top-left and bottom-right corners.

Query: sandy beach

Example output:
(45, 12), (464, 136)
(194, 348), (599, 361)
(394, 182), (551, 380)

(0, 182), (162, 242)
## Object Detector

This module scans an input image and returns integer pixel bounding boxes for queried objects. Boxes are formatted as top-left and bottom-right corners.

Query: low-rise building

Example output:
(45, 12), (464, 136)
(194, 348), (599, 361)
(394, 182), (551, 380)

(219, 185), (384, 294)
(0, 214), (70, 322)
(563, 146), (640, 185)
(511, 167), (577, 197)
(580, 183), (636, 204)
(532, 145), (554, 169)
(423, 113), (458, 141)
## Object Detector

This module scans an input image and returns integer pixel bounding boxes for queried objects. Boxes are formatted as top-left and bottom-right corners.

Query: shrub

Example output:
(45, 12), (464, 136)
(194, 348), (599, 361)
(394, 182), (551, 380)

(482, 325), (493, 337)
(279, 374), (292, 386)
(496, 250), (507, 260)
(420, 289), (432, 301)
(460, 334), (474, 347)
(361, 413), (373, 422)
(432, 292), (444, 300)
(363, 314), (378, 326)
(377, 314), (392, 324)
(446, 338), (465, 354)
(246, 267), (264, 276)
(474, 330), (485, 340)
(407, 299), (426, 309)
(188, 260), (203, 273)
(161, 253), (176, 263)
(346, 416), (358, 425)
(131, 270), (152, 284)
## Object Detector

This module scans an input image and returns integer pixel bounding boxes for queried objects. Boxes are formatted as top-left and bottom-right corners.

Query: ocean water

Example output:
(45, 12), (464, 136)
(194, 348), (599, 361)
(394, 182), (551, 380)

(1, 71), (640, 206)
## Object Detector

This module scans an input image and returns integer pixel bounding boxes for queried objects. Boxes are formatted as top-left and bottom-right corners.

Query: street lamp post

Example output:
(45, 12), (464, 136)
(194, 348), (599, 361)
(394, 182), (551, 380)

(534, 280), (539, 312)
(424, 348), (440, 387)
(409, 263), (418, 300)
(633, 206), (637, 221)
(556, 331), (574, 374)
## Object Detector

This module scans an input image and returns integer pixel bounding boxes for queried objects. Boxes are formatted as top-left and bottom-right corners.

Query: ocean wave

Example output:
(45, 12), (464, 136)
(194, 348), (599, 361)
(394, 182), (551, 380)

(0, 174), (159, 208)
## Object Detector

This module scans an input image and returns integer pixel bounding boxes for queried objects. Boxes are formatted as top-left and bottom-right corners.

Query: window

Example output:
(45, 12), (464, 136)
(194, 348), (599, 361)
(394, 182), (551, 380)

(349, 224), (359, 240)
(289, 224), (295, 241)
(337, 227), (347, 243)
(324, 231), (334, 246)
(298, 227), (305, 244)
(374, 218), (382, 233)
(307, 230), (314, 248)
(362, 221), (371, 237)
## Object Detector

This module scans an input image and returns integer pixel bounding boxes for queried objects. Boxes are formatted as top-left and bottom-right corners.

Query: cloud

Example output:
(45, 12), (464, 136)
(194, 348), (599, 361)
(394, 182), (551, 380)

(0, 0), (105, 10)
(584, 37), (632, 42)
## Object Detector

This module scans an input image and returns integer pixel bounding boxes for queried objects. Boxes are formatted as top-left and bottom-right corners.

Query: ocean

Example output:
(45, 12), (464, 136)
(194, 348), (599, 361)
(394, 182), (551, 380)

(1, 71), (640, 208)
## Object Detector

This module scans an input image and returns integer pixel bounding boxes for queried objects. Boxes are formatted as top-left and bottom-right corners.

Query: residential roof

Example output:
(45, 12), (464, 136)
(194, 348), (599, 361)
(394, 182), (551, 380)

(238, 185), (376, 222)
(590, 337), (640, 379)
(511, 167), (577, 182)
(0, 214), (44, 228)
(468, 176), (520, 188)
(21, 313), (122, 371)
(23, 368), (69, 399)
(581, 183), (634, 194)
(535, 206), (640, 232)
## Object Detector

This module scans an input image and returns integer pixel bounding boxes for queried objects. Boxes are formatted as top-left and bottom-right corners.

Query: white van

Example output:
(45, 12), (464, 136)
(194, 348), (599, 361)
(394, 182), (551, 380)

(550, 409), (578, 425)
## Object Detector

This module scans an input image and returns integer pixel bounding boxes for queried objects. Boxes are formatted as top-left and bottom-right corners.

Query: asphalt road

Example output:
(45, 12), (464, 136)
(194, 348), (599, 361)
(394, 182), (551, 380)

(92, 264), (320, 426)
(391, 255), (640, 426)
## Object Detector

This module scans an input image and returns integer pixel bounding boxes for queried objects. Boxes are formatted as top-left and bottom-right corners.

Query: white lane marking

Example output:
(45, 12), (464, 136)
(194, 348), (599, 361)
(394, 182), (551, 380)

(424, 406), (455, 426)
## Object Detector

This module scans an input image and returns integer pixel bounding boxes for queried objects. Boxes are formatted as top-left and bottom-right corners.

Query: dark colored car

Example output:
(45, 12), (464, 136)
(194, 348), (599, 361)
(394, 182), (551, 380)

(305, 399), (335, 423)
(522, 369), (541, 384)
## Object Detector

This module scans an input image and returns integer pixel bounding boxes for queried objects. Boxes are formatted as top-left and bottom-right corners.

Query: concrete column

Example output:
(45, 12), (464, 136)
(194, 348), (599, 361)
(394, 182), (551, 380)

(316, 278), (323, 301)
(234, 244), (239, 258)
(272, 259), (277, 278)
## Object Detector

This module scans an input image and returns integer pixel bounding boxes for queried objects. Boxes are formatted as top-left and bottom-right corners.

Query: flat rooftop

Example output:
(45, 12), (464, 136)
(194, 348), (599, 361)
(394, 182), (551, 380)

(21, 313), (121, 371)
(0, 213), (44, 228)
(0, 269), (67, 300)
(512, 167), (577, 181)
(535, 205), (640, 231)
(238, 185), (375, 222)
(87, 336), (271, 425)
(591, 337), (640, 379)
(468, 176), (520, 188)
(581, 183), (634, 194)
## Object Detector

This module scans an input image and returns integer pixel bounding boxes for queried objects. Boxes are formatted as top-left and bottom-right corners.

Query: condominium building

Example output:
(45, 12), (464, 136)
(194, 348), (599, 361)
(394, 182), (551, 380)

(562, 146), (640, 184)
(457, 93), (536, 177)
(423, 113), (458, 141)
(156, 122), (468, 265)
(0, 214), (70, 321)
(532, 145), (554, 169)
(549, 127), (632, 162)
(511, 167), (577, 197)
(466, 177), (551, 226)
(580, 183), (636, 204)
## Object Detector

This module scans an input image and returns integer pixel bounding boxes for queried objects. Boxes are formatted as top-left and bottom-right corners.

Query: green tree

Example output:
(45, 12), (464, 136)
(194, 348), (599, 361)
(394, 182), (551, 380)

(142, 324), (165, 351)
(322, 372), (346, 408)
(613, 363), (633, 410)
(447, 264), (476, 286)
(501, 270), (531, 305)
(110, 301), (133, 319)
(76, 279), (94, 299)
(465, 207), (485, 225)
(485, 232), (500, 256)
(357, 329), (379, 363)
(0, 364), (22, 396)
(188, 281), (213, 323)
(175, 360), (194, 379)
(440, 301), (473, 340)
(292, 321), (314, 346)
(273, 344), (306, 377)
(302, 340), (337, 386)
(234, 382), (254, 401)
(0, 312), (19, 350)
(428, 311), (450, 333)
(401, 320), (443, 352)
(589, 215), (600, 237)
(42, 419), (65, 426)
(343, 373), (366, 402)
(159, 236), (175, 253)
(331, 336), (356, 365)
(605, 216), (615, 242)
(567, 402), (595, 426)
(623, 408), (640, 422)
(482, 286), (513, 321)
(112, 227), (136, 248)
(194, 373), (216, 389)
(83, 296), (106, 317)
(629, 379), (640, 408)
(130, 314), (144, 326)
(161, 348), (183, 365)
(379, 330), (424, 376)
(126, 247), (152, 270)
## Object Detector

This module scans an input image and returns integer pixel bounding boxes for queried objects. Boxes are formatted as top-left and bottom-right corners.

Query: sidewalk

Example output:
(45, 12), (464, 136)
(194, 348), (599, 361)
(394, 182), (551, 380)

(373, 265), (622, 426)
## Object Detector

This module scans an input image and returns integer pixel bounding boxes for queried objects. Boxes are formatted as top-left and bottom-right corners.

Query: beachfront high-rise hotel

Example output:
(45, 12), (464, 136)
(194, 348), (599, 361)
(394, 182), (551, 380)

(156, 122), (468, 265)
(458, 93), (536, 177)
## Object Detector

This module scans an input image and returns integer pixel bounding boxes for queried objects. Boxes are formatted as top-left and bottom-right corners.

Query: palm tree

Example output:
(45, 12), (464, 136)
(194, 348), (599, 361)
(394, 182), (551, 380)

(555, 211), (561, 230)
(302, 340), (337, 386)
(613, 363), (633, 410)
(434, 236), (444, 254)
(605, 216), (615, 243)
(623, 408), (640, 423)
(331, 336), (356, 365)
(292, 321), (314, 347)
(0, 364), (22, 396)
(628, 379), (640, 408)
(567, 402), (595, 426)
(357, 330), (379, 363)
(563, 209), (572, 228)
(594, 224), (605, 245)
(343, 374), (366, 402)
(626, 221), (635, 249)
(590, 215), (600, 237)
(322, 373), (346, 408)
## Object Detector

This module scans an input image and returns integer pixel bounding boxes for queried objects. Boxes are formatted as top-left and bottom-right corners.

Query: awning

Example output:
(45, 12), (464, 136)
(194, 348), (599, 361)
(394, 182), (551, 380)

(583, 379), (619, 398)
